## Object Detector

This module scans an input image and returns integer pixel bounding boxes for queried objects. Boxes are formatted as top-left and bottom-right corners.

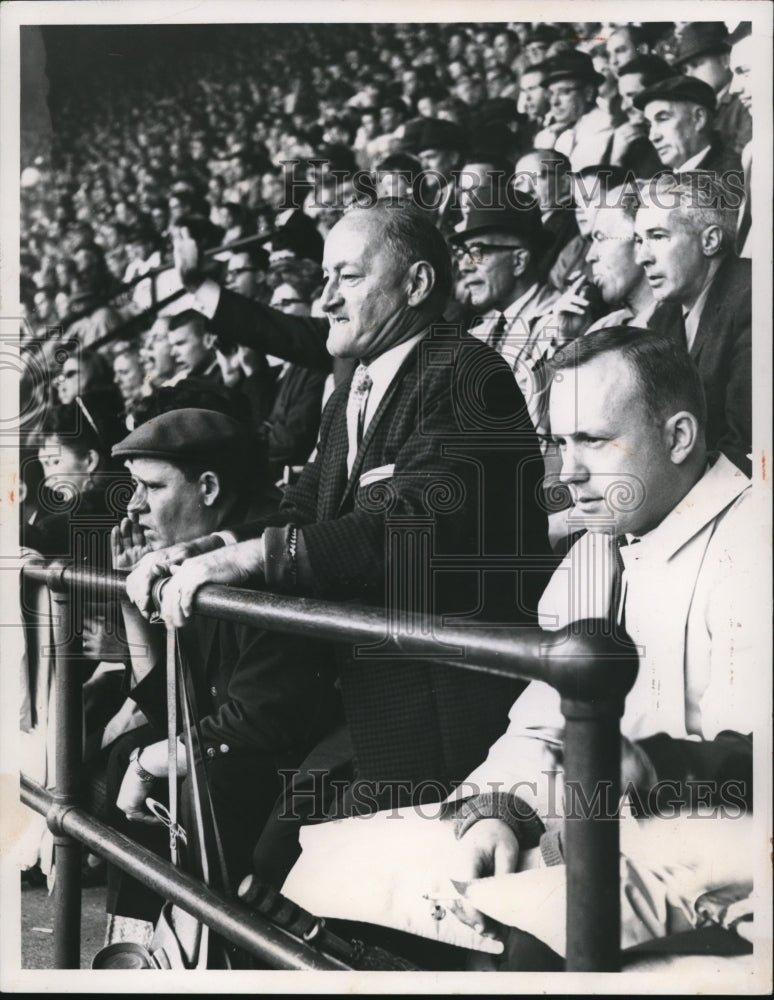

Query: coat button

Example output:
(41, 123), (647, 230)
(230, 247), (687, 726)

(206, 747), (217, 758)
(219, 744), (229, 754)
(210, 686), (218, 697)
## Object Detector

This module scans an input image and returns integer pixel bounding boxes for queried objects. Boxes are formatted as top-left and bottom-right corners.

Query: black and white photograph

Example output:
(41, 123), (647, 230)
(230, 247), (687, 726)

(0, 0), (771, 992)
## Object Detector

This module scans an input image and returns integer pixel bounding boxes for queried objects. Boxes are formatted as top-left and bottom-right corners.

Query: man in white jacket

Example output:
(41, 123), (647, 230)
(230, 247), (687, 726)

(283, 326), (763, 966)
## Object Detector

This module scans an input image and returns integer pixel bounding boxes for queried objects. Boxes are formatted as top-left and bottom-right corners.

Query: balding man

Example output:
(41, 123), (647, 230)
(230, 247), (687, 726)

(126, 201), (553, 820)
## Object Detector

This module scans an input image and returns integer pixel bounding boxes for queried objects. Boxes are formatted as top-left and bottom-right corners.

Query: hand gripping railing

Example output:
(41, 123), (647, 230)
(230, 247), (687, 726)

(19, 558), (638, 972)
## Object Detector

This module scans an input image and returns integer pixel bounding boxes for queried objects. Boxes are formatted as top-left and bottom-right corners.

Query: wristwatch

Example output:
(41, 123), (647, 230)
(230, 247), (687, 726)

(128, 746), (157, 784)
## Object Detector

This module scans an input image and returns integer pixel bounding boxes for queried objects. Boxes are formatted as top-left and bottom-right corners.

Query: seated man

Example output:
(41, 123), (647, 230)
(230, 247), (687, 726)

(102, 407), (340, 945)
(636, 172), (751, 475)
(123, 200), (553, 838)
(282, 327), (759, 967)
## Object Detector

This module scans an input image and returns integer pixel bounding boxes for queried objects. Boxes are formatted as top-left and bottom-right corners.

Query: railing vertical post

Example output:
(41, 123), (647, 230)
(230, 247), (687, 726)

(49, 582), (83, 969)
(561, 698), (622, 972)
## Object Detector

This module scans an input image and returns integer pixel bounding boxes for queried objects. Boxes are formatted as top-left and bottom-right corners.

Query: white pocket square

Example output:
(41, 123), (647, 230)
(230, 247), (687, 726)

(358, 464), (395, 488)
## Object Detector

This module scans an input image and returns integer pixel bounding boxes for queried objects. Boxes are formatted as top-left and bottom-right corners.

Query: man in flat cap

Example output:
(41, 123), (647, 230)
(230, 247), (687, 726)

(673, 22), (752, 155)
(102, 407), (340, 943)
(533, 50), (617, 172)
(633, 75), (742, 174)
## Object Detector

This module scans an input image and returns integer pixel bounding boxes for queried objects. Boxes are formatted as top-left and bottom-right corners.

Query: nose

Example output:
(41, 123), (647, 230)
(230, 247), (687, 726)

(586, 240), (599, 264)
(558, 443), (588, 486)
(126, 483), (148, 516)
(320, 277), (342, 313)
(634, 239), (651, 266)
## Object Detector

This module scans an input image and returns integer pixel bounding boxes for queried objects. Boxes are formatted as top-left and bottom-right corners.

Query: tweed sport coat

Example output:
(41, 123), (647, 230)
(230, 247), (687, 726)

(650, 254), (751, 477)
(209, 289), (555, 790)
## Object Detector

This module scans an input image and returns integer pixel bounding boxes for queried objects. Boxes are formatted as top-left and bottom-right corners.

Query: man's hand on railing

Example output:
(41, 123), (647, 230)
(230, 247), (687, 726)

(158, 538), (265, 628)
(125, 533), (229, 618)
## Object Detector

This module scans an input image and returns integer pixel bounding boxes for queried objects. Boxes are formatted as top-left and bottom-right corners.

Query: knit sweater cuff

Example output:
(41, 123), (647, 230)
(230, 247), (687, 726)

(539, 829), (565, 867)
(449, 792), (545, 849)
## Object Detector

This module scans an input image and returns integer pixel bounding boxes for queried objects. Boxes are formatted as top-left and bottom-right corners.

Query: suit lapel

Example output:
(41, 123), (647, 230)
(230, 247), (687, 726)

(690, 258), (731, 362)
(318, 389), (350, 521)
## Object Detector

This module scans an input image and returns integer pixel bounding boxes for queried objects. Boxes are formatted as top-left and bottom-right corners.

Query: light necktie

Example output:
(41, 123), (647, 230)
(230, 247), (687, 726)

(487, 313), (508, 353)
(346, 364), (372, 473)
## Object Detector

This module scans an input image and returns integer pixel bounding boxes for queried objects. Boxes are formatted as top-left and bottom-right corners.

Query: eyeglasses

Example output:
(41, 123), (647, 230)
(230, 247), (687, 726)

(55, 370), (78, 382)
(451, 242), (519, 262)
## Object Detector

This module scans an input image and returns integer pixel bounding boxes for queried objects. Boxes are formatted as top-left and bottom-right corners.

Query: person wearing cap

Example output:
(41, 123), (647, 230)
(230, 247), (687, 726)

(102, 407), (340, 945)
(533, 50), (617, 172)
(637, 172), (751, 476)
(409, 117), (468, 235)
(673, 22), (752, 156)
(633, 74), (742, 174)
(522, 25), (561, 67)
(450, 190), (559, 425)
(513, 149), (578, 279)
(608, 54), (673, 175)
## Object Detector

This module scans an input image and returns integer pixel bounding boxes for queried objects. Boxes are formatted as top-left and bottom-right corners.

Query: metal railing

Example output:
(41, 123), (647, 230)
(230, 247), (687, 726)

(19, 558), (638, 972)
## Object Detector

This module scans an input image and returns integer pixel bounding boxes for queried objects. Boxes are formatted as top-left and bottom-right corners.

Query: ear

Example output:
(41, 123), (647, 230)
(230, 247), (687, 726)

(84, 449), (100, 474)
(664, 411), (700, 465)
(203, 331), (218, 350)
(700, 223), (724, 258)
(511, 247), (531, 277)
(692, 105), (710, 133)
(198, 470), (221, 508)
(405, 260), (435, 306)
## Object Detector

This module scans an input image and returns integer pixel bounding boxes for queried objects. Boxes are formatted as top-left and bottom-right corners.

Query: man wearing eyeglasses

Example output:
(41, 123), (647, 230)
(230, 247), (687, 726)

(450, 193), (559, 424)
(533, 50), (617, 173)
(224, 246), (270, 301)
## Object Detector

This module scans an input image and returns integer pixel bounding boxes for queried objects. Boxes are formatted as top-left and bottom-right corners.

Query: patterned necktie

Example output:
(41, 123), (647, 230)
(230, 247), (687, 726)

(346, 364), (372, 472)
(488, 313), (507, 353)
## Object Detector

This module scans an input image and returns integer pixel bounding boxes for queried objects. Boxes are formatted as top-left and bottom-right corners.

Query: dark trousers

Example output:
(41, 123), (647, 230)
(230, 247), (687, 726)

(104, 724), (284, 922)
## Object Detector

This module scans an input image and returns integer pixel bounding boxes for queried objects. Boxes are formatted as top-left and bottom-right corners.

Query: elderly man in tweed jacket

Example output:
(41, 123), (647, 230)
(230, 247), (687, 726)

(126, 200), (553, 813)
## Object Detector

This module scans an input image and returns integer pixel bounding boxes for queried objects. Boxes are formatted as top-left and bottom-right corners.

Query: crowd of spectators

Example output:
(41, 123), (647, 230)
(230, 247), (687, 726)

(16, 17), (758, 972)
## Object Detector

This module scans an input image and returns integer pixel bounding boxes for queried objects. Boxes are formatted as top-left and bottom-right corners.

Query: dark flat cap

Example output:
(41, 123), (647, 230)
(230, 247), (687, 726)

(525, 25), (561, 47)
(449, 189), (549, 250)
(536, 50), (605, 88)
(633, 74), (717, 112)
(113, 408), (248, 463)
(408, 117), (467, 154)
(673, 22), (731, 66)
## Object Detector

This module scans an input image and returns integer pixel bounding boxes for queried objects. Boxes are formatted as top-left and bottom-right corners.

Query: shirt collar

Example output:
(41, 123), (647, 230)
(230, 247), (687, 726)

(502, 282), (541, 321)
(678, 144), (712, 171)
(363, 330), (424, 397)
(625, 454), (750, 563)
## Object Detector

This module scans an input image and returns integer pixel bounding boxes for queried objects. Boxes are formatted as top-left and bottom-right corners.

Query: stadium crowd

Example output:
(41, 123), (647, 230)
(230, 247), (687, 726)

(17, 18), (759, 971)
